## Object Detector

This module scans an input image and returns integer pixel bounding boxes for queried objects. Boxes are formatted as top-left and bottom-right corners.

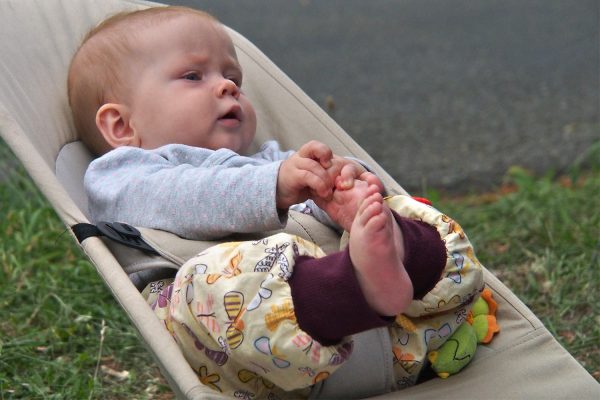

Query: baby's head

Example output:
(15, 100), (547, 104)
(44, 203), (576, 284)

(68, 6), (256, 156)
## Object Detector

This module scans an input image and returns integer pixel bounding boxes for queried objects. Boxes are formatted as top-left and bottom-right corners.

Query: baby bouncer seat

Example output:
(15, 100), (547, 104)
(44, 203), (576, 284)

(1, 0), (598, 398)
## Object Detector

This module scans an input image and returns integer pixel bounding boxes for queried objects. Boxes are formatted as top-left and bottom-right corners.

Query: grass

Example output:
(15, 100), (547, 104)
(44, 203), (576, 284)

(0, 139), (598, 398)
(430, 161), (600, 380)
(0, 142), (173, 399)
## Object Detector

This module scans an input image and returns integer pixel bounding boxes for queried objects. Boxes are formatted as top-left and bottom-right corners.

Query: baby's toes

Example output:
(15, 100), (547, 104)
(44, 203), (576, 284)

(356, 199), (383, 227)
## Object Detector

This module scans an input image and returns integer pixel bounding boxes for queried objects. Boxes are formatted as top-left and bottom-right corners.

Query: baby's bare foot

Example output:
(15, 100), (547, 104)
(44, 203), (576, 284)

(349, 192), (413, 316)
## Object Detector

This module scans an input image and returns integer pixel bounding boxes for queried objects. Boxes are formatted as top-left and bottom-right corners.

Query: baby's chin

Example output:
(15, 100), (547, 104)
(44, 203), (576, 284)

(232, 136), (256, 155)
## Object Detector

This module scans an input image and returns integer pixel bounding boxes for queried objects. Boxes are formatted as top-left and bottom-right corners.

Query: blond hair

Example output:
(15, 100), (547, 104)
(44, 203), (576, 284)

(67, 6), (216, 155)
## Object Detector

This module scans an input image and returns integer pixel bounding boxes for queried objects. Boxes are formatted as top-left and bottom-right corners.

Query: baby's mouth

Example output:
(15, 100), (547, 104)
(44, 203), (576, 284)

(219, 106), (242, 123)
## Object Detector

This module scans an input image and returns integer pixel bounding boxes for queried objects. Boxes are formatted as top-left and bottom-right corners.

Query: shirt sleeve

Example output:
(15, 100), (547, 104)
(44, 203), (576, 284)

(84, 144), (287, 240)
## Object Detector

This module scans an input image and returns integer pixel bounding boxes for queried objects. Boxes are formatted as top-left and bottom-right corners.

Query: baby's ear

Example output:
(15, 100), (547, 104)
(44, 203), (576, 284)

(96, 103), (140, 148)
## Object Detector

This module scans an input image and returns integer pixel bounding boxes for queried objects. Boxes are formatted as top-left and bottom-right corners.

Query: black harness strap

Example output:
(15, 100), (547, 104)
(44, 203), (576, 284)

(71, 223), (102, 242)
(71, 221), (159, 255)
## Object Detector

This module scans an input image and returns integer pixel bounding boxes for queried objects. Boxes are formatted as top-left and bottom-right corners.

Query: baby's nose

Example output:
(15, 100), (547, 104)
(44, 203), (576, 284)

(217, 78), (240, 99)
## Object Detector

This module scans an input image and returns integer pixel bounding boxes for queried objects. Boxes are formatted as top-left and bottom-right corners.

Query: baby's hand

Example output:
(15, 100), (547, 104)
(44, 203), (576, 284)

(276, 141), (334, 209)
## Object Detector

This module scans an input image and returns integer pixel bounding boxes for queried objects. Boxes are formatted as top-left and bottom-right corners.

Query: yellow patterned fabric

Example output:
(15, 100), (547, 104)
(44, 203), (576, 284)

(384, 196), (484, 388)
(143, 195), (484, 397)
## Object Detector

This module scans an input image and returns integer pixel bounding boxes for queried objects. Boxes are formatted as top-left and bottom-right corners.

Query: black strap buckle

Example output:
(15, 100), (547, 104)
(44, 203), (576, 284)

(72, 221), (159, 255)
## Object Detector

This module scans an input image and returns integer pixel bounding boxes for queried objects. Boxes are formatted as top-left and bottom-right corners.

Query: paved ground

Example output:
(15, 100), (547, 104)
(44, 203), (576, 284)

(166, 0), (598, 192)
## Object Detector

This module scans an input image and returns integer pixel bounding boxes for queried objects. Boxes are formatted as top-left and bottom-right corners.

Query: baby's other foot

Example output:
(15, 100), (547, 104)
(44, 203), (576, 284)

(349, 192), (413, 316)
(315, 180), (379, 232)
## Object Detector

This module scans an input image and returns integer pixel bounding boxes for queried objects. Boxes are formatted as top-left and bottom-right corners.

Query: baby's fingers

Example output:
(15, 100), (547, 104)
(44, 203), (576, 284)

(336, 163), (364, 190)
(295, 157), (333, 198)
(297, 140), (333, 169)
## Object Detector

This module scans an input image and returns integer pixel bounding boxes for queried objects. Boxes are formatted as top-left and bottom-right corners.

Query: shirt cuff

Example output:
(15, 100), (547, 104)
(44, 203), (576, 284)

(392, 211), (447, 299)
(289, 249), (393, 346)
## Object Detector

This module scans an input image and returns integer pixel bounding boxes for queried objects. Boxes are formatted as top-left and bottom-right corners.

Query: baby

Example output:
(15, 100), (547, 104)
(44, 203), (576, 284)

(69, 6), (484, 398)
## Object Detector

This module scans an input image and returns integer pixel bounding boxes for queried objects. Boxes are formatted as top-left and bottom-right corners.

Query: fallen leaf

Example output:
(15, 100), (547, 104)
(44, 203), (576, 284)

(101, 365), (130, 381)
(493, 242), (510, 254)
(558, 330), (576, 345)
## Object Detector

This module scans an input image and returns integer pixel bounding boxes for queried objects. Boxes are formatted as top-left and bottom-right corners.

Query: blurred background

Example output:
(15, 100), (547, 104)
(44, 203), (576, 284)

(165, 0), (599, 193)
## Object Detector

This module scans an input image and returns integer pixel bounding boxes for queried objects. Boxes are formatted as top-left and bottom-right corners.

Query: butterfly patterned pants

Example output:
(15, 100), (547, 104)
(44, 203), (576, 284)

(144, 195), (484, 398)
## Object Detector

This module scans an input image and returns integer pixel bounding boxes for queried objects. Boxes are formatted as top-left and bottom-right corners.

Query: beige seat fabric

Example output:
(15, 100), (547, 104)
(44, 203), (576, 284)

(1, 0), (598, 398)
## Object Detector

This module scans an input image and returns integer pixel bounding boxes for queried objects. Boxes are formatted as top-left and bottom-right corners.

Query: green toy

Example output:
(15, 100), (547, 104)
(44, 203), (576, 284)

(428, 288), (500, 379)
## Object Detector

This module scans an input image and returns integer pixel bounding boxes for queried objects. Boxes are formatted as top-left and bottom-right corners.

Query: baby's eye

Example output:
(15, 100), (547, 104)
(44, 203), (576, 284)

(182, 72), (201, 81)
(228, 77), (242, 87)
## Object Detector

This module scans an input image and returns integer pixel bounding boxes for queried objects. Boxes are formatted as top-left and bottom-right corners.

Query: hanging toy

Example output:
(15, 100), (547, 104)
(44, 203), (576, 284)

(428, 288), (500, 378)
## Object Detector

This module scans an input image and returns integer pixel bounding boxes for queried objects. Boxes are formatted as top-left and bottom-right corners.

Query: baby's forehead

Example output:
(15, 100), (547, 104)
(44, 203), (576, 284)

(140, 13), (236, 54)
